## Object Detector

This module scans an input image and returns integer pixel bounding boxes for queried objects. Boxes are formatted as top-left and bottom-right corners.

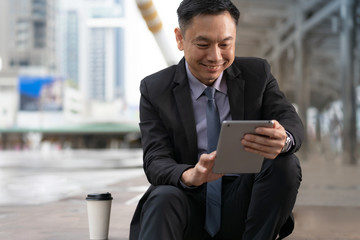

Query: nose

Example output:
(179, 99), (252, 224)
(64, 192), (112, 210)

(207, 45), (222, 62)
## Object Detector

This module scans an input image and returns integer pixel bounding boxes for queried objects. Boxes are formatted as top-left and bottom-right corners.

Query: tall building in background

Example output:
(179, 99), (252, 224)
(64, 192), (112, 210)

(6, 0), (57, 72)
(0, 0), (8, 73)
(65, 10), (79, 86)
(60, 0), (125, 102)
(0, 0), (58, 128)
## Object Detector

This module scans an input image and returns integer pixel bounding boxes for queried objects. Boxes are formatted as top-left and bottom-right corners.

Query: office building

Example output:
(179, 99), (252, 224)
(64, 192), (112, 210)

(59, 0), (125, 102)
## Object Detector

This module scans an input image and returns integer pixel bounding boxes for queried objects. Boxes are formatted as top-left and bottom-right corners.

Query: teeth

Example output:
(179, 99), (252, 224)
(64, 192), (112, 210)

(207, 66), (218, 69)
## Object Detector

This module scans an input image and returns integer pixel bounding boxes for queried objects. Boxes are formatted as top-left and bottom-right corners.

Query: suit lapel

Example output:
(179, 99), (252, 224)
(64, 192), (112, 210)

(226, 62), (245, 120)
(172, 59), (198, 162)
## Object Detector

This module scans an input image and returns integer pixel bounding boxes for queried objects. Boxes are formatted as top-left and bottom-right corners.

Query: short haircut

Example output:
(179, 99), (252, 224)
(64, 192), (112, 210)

(177, 0), (240, 33)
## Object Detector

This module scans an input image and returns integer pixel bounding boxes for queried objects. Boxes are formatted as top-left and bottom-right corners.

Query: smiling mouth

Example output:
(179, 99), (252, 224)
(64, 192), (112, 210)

(202, 63), (224, 70)
(207, 65), (219, 69)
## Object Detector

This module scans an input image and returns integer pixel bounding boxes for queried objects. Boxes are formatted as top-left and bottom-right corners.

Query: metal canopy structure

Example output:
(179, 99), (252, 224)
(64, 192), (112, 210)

(232, 0), (360, 163)
(233, 0), (358, 108)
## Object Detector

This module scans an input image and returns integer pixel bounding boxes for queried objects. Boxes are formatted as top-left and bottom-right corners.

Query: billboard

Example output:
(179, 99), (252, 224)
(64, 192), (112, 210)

(18, 76), (63, 111)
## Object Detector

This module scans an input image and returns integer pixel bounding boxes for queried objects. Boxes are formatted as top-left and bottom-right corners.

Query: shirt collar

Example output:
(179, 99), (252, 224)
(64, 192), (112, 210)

(185, 61), (227, 100)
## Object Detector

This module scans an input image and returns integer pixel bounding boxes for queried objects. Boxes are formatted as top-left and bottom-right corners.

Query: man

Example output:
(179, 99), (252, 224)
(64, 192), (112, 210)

(130, 0), (303, 239)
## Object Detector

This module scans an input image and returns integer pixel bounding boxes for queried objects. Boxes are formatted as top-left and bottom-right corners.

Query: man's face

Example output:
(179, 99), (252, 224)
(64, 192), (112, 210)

(175, 11), (236, 86)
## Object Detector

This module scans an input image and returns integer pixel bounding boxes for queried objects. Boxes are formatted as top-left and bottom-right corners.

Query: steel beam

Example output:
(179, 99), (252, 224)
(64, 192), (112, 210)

(301, 0), (326, 13)
(266, 0), (341, 61)
(260, 16), (295, 58)
(261, 0), (326, 57)
(246, 7), (289, 19)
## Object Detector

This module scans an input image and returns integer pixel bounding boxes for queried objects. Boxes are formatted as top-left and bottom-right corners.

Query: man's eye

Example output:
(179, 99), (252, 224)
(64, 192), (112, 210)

(197, 44), (208, 48)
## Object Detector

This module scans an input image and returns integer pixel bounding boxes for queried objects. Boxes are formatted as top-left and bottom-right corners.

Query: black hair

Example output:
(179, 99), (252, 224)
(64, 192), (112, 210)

(177, 0), (240, 32)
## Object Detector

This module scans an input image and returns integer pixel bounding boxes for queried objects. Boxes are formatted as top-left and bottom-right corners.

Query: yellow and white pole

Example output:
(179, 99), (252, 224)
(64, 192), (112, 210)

(136, 0), (178, 66)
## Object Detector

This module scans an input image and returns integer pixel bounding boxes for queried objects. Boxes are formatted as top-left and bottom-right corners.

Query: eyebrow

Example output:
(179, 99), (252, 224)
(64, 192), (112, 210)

(193, 36), (234, 42)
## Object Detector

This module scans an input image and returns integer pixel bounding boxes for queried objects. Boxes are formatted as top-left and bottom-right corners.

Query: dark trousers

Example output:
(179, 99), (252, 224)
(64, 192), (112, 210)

(136, 154), (302, 240)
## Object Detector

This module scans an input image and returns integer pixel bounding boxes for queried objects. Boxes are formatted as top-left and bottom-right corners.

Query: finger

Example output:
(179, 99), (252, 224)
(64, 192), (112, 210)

(247, 131), (287, 155)
(242, 138), (277, 152)
(199, 152), (216, 168)
(255, 126), (282, 138)
(242, 138), (280, 158)
(207, 173), (224, 182)
(243, 134), (274, 147)
(242, 138), (282, 158)
(243, 146), (278, 159)
(209, 150), (217, 156)
(195, 163), (208, 173)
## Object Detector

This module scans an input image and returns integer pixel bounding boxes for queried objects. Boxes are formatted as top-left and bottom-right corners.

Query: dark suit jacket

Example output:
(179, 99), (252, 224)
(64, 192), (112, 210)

(130, 57), (304, 239)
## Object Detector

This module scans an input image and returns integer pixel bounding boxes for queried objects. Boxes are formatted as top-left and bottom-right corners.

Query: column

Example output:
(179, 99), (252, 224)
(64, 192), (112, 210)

(294, 3), (310, 157)
(340, 0), (357, 164)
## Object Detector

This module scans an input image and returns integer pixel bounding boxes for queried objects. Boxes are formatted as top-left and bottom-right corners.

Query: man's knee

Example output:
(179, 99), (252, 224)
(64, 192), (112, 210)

(143, 185), (189, 214)
(139, 186), (189, 240)
(258, 154), (302, 192)
(275, 154), (302, 188)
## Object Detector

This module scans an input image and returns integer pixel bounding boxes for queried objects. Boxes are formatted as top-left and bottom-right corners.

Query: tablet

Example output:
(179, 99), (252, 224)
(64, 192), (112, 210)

(213, 120), (274, 174)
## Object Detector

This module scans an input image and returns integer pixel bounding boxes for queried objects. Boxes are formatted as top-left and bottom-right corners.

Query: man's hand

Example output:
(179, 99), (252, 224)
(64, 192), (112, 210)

(181, 152), (223, 187)
(241, 120), (287, 159)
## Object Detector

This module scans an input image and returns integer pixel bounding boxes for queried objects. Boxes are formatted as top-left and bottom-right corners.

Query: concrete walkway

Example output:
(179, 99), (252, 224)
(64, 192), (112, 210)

(0, 148), (359, 240)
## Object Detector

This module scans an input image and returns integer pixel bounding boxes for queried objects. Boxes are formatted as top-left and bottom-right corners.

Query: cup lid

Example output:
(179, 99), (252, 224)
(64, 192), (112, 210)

(86, 192), (113, 201)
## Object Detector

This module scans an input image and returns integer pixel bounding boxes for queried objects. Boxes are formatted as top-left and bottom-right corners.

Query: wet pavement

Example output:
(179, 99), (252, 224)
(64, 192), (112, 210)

(0, 147), (360, 239)
(0, 149), (144, 206)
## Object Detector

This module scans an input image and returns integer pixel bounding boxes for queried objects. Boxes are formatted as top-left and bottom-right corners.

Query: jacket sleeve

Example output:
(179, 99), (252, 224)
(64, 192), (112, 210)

(139, 78), (193, 187)
(261, 59), (304, 154)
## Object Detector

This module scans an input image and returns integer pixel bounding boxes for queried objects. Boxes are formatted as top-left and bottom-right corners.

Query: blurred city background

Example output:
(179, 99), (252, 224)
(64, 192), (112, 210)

(0, 0), (359, 239)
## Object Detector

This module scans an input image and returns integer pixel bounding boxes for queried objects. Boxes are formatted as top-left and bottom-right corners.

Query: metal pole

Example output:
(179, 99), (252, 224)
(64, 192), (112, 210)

(340, 0), (357, 164)
(136, 0), (179, 66)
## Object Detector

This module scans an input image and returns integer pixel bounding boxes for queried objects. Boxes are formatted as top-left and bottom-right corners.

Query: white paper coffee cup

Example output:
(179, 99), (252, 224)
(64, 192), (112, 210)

(86, 192), (113, 240)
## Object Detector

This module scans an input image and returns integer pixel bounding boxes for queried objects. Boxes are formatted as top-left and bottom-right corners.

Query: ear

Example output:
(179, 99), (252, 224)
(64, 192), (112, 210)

(174, 27), (184, 51)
